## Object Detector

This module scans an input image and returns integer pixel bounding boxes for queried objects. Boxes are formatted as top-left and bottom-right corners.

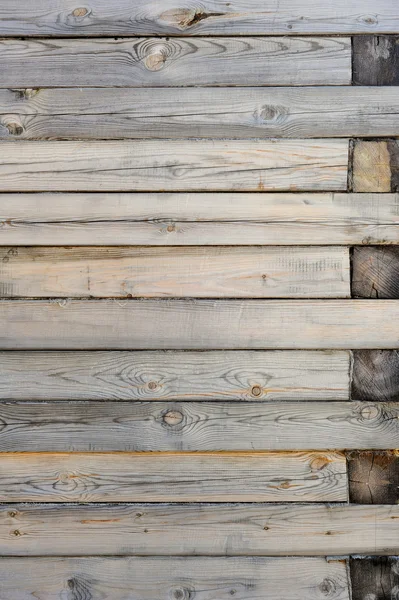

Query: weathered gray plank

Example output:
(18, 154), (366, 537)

(2, 504), (399, 556)
(352, 350), (399, 401)
(0, 401), (397, 452)
(0, 557), (351, 600)
(348, 451), (399, 504)
(0, 38), (351, 88)
(0, 350), (349, 401)
(3, 87), (399, 140)
(0, 451), (347, 503)
(352, 140), (399, 193)
(0, 246), (350, 299)
(0, 140), (349, 192)
(0, 299), (397, 350)
(0, 192), (396, 246)
(350, 557), (399, 600)
(353, 36), (399, 85)
(0, 1), (395, 35)
(352, 246), (399, 298)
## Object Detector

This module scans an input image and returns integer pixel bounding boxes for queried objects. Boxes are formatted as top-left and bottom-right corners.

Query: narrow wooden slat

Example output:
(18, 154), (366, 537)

(352, 246), (399, 298)
(348, 451), (399, 504)
(0, 557), (351, 600)
(350, 557), (399, 600)
(352, 350), (399, 401)
(0, 246), (350, 299)
(0, 299), (397, 350)
(0, 38), (351, 88)
(0, 350), (349, 401)
(0, 452), (347, 503)
(0, 140), (348, 192)
(0, 192), (396, 246)
(3, 87), (399, 140)
(352, 140), (399, 193)
(0, 401), (397, 452)
(2, 504), (399, 556)
(353, 36), (399, 85)
(0, 0), (396, 35)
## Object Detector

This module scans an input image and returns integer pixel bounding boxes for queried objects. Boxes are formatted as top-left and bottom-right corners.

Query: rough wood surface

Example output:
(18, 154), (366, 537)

(0, 452), (347, 503)
(0, 350), (350, 401)
(0, 557), (351, 600)
(0, 0), (396, 35)
(3, 87), (399, 140)
(0, 140), (349, 192)
(353, 36), (399, 85)
(2, 503), (399, 556)
(0, 38), (351, 88)
(348, 451), (399, 504)
(352, 350), (399, 401)
(0, 192), (397, 246)
(0, 401), (397, 452)
(0, 299), (397, 350)
(350, 557), (399, 600)
(352, 140), (399, 193)
(0, 246), (350, 299)
(352, 246), (399, 298)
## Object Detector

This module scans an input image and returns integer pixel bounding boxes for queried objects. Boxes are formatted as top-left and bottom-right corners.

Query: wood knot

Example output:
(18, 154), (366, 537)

(319, 578), (336, 596)
(167, 224), (176, 233)
(360, 404), (379, 420)
(147, 381), (158, 390)
(8, 511), (17, 518)
(72, 7), (89, 17)
(163, 410), (184, 426)
(13, 529), (21, 536)
(5, 121), (24, 136)
(251, 385), (262, 397)
(310, 455), (331, 471)
(144, 51), (167, 72)
(169, 586), (192, 600)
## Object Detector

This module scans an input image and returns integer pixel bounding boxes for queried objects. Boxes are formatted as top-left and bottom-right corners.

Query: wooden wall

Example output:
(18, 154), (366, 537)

(0, 2), (398, 598)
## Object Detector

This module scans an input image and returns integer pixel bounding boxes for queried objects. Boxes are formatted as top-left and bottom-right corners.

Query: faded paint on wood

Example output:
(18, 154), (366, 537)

(353, 36), (399, 85)
(352, 246), (399, 298)
(350, 557), (399, 600)
(348, 451), (399, 504)
(352, 350), (399, 401)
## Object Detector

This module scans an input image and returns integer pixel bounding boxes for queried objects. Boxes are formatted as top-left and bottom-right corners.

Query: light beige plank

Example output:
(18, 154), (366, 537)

(3, 504), (399, 556)
(0, 38), (351, 87)
(352, 140), (392, 193)
(0, 246), (350, 299)
(0, 140), (348, 192)
(0, 350), (349, 401)
(0, 452), (347, 503)
(0, 299), (397, 349)
(0, 192), (395, 246)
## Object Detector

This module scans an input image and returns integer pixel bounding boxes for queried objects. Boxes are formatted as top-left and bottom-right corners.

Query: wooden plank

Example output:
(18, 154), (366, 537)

(0, 192), (397, 246)
(2, 504), (399, 556)
(3, 87), (399, 140)
(0, 1), (396, 35)
(0, 557), (351, 600)
(348, 451), (399, 504)
(0, 246), (350, 299)
(352, 350), (399, 401)
(352, 140), (399, 193)
(0, 299), (397, 350)
(0, 452), (347, 503)
(350, 557), (399, 600)
(0, 38), (351, 88)
(0, 401), (397, 452)
(0, 140), (349, 192)
(0, 350), (349, 401)
(352, 246), (399, 298)
(353, 36), (399, 85)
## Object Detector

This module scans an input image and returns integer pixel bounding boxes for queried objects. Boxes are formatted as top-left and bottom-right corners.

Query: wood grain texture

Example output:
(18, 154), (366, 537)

(352, 350), (399, 401)
(348, 451), (399, 504)
(0, 0), (396, 35)
(0, 38), (351, 88)
(0, 350), (350, 401)
(3, 87), (399, 140)
(0, 401), (397, 452)
(350, 557), (399, 600)
(2, 503), (399, 556)
(352, 140), (399, 193)
(353, 36), (399, 85)
(0, 140), (349, 192)
(1, 192), (397, 246)
(0, 299), (397, 350)
(352, 246), (399, 298)
(0, 557), (351, 600)
(0, 452), (347, 503)
(0, 246), (350, 299)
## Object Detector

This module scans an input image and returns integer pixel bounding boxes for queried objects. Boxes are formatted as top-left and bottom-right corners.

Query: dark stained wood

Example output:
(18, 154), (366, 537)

(352, 247), (399, 298)
(350, 557), (399, 600)
(353, 36), (399, 85)
(348, 451), (399, 504)
(352, 350), (399, 401)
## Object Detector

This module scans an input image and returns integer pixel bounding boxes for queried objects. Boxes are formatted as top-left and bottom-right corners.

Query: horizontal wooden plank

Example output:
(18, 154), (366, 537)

(353, 36), (399, 85)
(0, 37), (351, 88)
(352, 350), (399, 401)
(352, 246), (399, 298)
(0, 1), (396, 35)
(348, 451), (399, 504)
(350, 557), (399, 600)
(0, 299), (397, 349)
(3, 87), (399, 140)
(0, 350), (349, 401)
(0, 192), (396, 246)
(0, 557), (350, 600)
(0, 246), (350, 299)
(0, 401), (397, 452)
(0, 452), (347, 503)
(2, 504), (399, 556)
(0, 140), (349, 192)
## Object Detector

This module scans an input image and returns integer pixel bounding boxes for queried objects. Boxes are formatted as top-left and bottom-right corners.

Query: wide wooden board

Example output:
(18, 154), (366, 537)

(2, 504), (399, 556)
(0, 38), (351, 87)
(0, 299), (397, 349)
